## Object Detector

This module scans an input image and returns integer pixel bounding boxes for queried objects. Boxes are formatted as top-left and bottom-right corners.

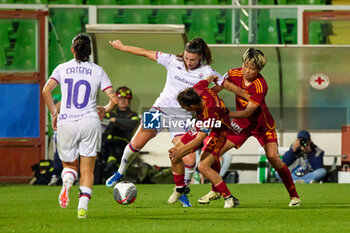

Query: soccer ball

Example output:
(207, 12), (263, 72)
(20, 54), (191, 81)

(113, 181), (137, 205)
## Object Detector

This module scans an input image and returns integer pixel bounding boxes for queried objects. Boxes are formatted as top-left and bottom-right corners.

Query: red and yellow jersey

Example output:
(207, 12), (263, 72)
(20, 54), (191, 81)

(180, 80), (231, 157)
(193, 80), (231, 129)
(226, 68), (275, 134)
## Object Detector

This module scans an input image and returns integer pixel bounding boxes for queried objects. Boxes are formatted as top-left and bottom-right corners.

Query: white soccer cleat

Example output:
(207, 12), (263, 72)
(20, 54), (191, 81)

(289, 197), (301, 207)
(224, 195), (240, 208)
(198, 190), (221, 204)
(168, 189), (183, 204)
(168, 186), (190, 204)
(59, 180), (72, 208)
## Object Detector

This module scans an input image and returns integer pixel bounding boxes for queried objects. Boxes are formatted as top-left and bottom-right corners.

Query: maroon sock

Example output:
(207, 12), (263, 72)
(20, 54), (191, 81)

(277, 163), (299, 198)
(215, 181), (231, 198)
(172, 172), (185, 187)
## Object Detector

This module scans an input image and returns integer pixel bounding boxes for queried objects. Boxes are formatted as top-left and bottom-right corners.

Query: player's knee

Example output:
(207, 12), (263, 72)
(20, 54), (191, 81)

(129, 142), (142, 151)
(198, 162), (209, 175)
(266, 154), (282, 168)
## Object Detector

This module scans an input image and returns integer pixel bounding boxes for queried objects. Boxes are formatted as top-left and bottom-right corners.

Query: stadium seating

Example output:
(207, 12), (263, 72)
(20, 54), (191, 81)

(119, 0), (151, 4)
(187, 9), (219, 43)
(97, 9), (119, 23)
(157, 9), (185, 24)
(23, 0), (48, 3)
(122, 10), (151, 23)
(160, 0), (184, 4)
(55, 0), (83, 4)
(0, 20), (12, 49)
(10, 20), (36, 70)
(50, 9), (83, 34)
(86, 0), (116, 4)
(0, 0), (14, 3)
(117, 0), (152, 24)
(156, 0), (186, 24)
(193, 0), (218, 4)
(257, 10), (280, 44)
(308, 21), (322, 44)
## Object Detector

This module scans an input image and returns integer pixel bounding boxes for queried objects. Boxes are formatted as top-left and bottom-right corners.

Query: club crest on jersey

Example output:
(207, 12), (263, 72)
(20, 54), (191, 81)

(143, 110), (161, 129)
(199, 73), (204, 78)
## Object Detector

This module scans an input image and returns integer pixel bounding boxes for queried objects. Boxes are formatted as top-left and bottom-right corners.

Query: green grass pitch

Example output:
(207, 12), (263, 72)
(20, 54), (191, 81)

(0, 183), (349, 233)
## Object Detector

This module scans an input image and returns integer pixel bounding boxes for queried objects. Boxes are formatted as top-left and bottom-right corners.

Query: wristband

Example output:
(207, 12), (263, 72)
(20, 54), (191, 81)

(50, 109), (58, 117)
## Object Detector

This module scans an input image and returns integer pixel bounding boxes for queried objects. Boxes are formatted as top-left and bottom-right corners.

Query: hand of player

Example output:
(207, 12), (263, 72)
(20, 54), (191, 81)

(96, 106), (106, 120)
(205, 75), (218, 84)
(109, 40), (124, 50)
(168, 147), (182, 162)
(52, 114), (58, 131)
(109, 117), (117, 123)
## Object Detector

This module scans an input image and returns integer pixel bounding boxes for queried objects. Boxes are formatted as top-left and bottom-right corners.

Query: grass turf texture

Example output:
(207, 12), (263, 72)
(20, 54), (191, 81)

(0, 183), (349, 233)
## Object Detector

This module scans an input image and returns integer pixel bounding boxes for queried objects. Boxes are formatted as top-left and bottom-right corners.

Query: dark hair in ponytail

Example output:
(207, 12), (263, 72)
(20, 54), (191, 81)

(186, 38), (212, 65)
(176, 37), (213, 65)
(72, 34), (91, 62)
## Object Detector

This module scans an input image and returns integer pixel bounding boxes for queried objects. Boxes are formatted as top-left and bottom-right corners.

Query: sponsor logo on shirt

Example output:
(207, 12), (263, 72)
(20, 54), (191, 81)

(174, 75), (196, 86)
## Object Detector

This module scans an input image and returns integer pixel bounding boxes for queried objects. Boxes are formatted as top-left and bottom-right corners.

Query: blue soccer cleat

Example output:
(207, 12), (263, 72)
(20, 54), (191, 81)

(179, 194), (192, 207)
(105, 172), (124, 187)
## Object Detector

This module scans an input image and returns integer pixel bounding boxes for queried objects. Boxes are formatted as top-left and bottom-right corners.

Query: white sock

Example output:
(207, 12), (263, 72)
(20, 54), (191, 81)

(78, 186), (92, 211)
(61, 167), (77, 187)
(184, 165), (195, 185)
(118, 143), (139, 175)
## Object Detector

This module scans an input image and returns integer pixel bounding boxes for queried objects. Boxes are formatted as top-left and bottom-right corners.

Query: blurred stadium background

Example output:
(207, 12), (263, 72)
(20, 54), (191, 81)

(1, 0), (350, 184)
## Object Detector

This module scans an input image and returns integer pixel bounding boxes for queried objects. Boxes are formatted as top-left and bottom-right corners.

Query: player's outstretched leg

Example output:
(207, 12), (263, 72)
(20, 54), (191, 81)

(276, 163), (301, 207)
(59, 168), (77, 208)
(265, 142), (301, 207)
(105, 143), (139, 187)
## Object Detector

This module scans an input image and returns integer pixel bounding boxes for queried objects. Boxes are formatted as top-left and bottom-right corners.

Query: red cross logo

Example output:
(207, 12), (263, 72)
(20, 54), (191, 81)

(314, 77), (325, 85)
(309, 73), (330, 90)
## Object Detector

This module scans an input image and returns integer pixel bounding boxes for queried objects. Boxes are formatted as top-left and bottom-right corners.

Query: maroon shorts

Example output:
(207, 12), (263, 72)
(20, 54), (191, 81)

(181, 129), (227, 158)
(227, 128), (277, 149)
(202, 129), (227, 158)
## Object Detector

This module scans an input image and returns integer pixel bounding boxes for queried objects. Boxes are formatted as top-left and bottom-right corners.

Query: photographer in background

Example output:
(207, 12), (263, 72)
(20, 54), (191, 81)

(276, 130), (327, 184)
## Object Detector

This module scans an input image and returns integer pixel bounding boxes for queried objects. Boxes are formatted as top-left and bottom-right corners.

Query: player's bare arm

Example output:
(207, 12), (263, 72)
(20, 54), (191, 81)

(169, 131), (207, 162)
(42, 79), (58, 117)
(211, 84), (224, 94)
(222, 79), (251, 100)
(109, 40), (157, 61)
(42, 79), (59, 130)
(229, 101), (259, 119)
(99, 87), (119, 118)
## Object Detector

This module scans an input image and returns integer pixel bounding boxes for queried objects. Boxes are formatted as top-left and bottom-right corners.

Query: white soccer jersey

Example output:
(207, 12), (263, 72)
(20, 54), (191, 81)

(50, 59), (112, 126)
(153, 52), (224, 109)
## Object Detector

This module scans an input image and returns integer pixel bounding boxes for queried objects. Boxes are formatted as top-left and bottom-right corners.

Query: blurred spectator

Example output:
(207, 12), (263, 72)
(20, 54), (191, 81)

(276, 130), (327, 183)
(100, 86), (139, 181)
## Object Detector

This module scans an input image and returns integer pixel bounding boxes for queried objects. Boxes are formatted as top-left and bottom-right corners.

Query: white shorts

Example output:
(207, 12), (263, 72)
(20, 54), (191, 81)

(57, 118), (101, 162)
